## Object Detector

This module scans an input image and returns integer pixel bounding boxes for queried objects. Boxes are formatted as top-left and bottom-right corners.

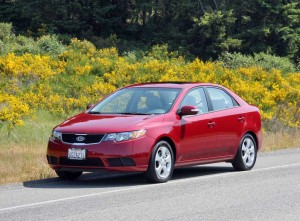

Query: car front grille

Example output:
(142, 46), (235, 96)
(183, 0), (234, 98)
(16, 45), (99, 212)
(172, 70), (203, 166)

(61, 134), (105, 144)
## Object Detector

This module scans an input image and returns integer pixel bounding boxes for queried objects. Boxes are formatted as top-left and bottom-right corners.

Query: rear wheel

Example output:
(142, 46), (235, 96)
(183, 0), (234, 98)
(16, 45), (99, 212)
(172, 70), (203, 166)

(232, 134), (257, 171)
(146, 140), (174, 183)
(55, 170), (82, 180)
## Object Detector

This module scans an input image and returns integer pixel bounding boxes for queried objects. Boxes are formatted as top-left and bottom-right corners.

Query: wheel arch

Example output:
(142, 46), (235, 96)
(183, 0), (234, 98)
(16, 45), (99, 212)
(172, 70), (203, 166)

(156, 136), (177, 162)
(243, 131), (258, 148)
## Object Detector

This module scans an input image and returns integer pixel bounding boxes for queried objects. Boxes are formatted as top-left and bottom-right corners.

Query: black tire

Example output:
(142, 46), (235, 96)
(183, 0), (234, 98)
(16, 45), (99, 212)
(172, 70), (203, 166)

(55, 170), (82, 180)
(145, 140), (175, 183)
(232, 134), (257, 171)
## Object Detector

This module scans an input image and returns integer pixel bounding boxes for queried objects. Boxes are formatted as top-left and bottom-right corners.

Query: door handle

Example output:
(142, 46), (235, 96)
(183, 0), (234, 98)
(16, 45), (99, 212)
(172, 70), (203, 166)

(208, 121), (216, 128)
(238, 116), (245, 123)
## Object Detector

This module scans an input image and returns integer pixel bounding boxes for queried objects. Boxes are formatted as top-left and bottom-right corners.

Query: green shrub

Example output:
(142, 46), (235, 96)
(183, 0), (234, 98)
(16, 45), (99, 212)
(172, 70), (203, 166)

(13, 35), (39, 54)
(37, 35), (65, 56)
(68, 38), (96, 54)
(0, 22), (14, 41)
(218, 52), (297, 74)
(0, 37), (37, 55)
(148, 44), (180, 61)
(0, 23), (65, 56)
(0, 23), (15, 55)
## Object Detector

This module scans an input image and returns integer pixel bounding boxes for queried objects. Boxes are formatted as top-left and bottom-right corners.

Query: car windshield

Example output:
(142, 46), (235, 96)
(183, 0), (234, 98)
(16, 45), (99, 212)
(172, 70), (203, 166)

(89, 87), (182, 115)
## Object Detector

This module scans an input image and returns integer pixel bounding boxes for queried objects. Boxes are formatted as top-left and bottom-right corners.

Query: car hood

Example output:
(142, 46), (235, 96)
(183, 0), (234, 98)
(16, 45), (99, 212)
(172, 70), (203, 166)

(55, 112), (165, 134)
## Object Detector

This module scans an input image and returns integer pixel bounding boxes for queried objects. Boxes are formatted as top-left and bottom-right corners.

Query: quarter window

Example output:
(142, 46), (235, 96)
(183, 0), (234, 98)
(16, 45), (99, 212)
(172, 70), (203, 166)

(206, 87), (236, 111)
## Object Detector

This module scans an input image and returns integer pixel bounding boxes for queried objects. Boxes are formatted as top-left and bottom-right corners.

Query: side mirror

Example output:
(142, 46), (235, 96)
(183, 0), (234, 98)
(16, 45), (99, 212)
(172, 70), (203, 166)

(86, 103), (95, 110)
(179, 105), (199, 116)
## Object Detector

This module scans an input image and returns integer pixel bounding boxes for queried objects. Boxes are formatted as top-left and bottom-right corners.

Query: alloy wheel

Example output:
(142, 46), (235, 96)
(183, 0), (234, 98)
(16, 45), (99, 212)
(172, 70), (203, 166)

(155, 145), (172, 179)
(241, 137), (256, 167)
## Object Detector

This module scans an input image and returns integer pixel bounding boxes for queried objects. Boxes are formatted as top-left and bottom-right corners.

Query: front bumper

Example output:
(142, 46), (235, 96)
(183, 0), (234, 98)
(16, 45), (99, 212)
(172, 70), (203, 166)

(47, 136), (155, 172)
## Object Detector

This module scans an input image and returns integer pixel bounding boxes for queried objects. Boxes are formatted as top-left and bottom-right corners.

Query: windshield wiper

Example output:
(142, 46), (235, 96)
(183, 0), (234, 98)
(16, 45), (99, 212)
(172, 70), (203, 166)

(88, 111), (101, 114)
(89, 112), (149, 115)
(118, 112), (149, 115)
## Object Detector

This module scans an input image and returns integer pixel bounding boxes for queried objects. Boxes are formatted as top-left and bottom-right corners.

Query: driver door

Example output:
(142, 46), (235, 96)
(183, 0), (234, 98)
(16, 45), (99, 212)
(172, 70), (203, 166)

(179, 87), (217, 161)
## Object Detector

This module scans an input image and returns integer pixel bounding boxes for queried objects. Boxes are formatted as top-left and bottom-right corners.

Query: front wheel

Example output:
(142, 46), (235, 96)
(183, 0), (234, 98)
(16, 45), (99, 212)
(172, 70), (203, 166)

(232, 134), (257, 171)
(55, 170), (82, 180)
(146, 140), (174, 183)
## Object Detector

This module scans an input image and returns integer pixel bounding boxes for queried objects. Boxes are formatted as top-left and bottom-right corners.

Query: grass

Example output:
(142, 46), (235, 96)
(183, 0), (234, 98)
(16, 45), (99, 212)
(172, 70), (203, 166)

(262, 130), (300, 151)
(0, 110), (63, 185)
(0, 110), (299, 185)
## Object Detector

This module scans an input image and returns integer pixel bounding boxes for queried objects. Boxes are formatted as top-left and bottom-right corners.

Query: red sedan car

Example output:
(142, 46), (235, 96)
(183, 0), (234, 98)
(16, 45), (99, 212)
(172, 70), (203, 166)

(47, 82), (262, 183)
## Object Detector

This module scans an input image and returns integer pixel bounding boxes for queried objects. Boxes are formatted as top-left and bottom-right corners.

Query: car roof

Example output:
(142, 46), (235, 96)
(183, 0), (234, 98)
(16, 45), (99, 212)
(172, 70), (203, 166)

(127, 82), (218, 89)
(124, 82), (248, 107)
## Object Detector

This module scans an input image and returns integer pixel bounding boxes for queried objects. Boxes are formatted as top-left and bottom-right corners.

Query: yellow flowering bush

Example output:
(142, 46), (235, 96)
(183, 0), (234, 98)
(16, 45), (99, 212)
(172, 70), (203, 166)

(0, 93), (31, 132)
(0, 39), (299, 132)
(0, 53), (58, 80)
(86, 78), (116, 101)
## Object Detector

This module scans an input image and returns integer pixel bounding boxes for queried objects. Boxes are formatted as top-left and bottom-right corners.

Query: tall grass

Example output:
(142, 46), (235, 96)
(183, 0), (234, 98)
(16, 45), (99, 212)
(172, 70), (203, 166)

(263, 130), (300, 151)
(0, 111), (64, 184)
(0, 110), (299, 184)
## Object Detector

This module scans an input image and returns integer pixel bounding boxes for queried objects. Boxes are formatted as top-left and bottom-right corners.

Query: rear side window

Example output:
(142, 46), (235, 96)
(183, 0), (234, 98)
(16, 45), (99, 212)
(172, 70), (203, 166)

(206, 87), (237, 111)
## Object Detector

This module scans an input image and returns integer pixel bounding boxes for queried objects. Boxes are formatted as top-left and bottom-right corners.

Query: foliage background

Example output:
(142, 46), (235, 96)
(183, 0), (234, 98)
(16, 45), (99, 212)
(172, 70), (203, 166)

(0, 0), (299, 64)
(0, 23), (299, 134)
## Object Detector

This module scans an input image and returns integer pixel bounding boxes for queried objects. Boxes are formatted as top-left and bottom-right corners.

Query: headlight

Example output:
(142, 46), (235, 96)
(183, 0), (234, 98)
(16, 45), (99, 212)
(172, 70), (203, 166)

(103, 129), (146, 142)
(50, 130), (62, 141)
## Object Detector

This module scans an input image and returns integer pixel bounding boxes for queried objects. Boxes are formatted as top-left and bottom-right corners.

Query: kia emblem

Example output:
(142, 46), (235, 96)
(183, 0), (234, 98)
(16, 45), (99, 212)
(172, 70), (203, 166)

(76, 136), (85, 142)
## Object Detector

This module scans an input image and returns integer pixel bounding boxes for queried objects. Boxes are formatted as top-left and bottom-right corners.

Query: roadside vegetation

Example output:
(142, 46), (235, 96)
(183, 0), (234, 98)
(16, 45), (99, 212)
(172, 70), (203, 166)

(0, 22), (299, 184)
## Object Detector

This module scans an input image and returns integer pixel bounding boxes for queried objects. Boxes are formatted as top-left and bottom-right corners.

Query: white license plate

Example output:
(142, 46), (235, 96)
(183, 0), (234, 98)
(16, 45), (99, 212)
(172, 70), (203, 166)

(68, 148), (86, 160)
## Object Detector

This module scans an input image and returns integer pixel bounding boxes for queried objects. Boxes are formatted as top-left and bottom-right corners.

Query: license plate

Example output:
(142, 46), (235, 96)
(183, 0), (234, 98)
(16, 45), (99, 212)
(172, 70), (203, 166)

(68, 148), (86, 160)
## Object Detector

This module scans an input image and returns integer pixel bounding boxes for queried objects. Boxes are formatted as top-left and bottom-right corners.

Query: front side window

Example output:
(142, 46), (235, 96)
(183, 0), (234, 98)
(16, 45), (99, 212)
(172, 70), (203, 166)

(206, 87), (236, 111)
(181, 87), (209, 114)
(90, 87), (181, 114)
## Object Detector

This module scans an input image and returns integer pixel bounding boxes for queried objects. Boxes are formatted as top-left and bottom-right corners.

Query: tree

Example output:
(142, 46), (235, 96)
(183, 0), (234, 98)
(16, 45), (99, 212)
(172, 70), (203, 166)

(230, 0), (300, 61)
(187, 10), (241, 60)
(0, 0), (299, 62)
